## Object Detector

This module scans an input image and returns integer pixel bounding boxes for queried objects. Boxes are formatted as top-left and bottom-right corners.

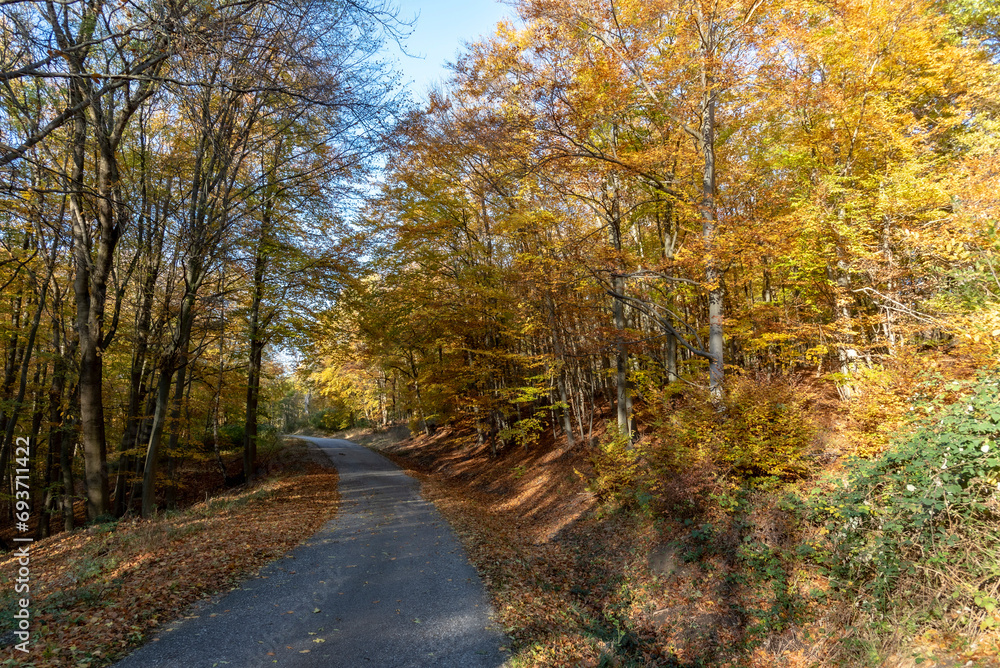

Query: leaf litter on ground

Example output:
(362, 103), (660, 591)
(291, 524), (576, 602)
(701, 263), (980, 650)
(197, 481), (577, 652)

(0, 438), (338, 668)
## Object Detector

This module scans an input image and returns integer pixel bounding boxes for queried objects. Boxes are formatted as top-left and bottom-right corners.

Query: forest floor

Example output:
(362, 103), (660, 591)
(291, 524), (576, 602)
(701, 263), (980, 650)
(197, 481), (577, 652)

(343, 422), (1000, 668)
(0, 439), (339, 668)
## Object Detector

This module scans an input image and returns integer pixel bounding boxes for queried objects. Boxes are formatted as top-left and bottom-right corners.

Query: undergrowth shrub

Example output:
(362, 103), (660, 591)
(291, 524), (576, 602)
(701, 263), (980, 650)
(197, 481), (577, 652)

(713, 375), (816, 484)
(586, 376), (822, 659)
(840, 348), (980, 459)
(807, 372), (1000, 644)
(841, 363), (910, 457)
(645, 375), (816, 486)
(257, 425), (284, 457)
(589, 375), (817, 513)
(311, 407), (353, 431)
(216, 423), (245, 450)
(499, 416), (545, 452)
(586, 429), (651, 510)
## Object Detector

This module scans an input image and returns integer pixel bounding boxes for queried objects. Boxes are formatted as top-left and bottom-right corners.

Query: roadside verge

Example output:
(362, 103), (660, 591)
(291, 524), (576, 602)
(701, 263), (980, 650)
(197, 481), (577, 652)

(0, 438), (338, 668)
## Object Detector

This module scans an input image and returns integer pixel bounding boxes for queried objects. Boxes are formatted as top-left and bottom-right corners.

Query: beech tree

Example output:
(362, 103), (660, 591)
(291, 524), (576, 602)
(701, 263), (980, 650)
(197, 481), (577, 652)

(308, 0), (998, 446)
(0, 0), (405, 526)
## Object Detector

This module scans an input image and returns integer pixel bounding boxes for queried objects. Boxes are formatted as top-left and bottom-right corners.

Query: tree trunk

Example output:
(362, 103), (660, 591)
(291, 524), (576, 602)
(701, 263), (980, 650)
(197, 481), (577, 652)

(113, 322), (152, 514)
(243, 335), (263, 483)
(164, 348), (192, 509)
(61, 385), (79, 531)
(546, 296), (575, 447)
(0, 275), (49, 489)
(0, 236), (29, 442)
(142, 259), (203, 517)
(37, 439), (56, 539)
(141, 365), (173, 518)
(700, 13), (725, 403)
(44, 319), (71, 533)
(613, 276), (631, 436)
(113, 220), (163, 515)
(69, 107), (119, 522)
(244, 246), (267, 483)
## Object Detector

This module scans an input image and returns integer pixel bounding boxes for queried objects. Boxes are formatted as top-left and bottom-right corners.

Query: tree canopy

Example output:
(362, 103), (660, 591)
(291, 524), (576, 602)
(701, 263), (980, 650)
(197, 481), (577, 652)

(304, 0), (1000, 450)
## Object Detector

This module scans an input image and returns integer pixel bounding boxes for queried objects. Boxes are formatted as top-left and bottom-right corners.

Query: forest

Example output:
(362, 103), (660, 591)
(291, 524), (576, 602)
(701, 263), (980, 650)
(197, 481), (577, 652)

(1, 0), (999, 664)
(311, 0), (1000, 445)
(0, 0), (405, 527)
(308, 0), (1000, 661)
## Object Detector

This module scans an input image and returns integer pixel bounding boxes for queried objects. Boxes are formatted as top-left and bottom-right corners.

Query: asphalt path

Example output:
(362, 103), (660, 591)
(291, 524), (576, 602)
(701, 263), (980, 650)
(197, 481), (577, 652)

(112, 436), (508, 668)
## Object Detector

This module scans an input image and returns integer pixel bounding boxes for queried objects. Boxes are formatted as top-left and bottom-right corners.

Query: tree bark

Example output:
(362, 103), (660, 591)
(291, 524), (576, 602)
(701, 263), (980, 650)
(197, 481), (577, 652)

(244, 214), (269, 483)
(699, 14), (725, 403)
(0, 265), (50, 490)
(141, 365), (173, 518)
(546, 296), (575, 447)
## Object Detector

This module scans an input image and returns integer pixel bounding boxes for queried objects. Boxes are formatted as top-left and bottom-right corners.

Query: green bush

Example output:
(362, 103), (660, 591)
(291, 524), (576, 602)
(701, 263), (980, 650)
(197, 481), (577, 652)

(257, 424), (283, 453)
(499, 416), (544, 451)
(310, 408), (354, 431)
(217, 423), (245, 450)
(808, 372), (1000, 634)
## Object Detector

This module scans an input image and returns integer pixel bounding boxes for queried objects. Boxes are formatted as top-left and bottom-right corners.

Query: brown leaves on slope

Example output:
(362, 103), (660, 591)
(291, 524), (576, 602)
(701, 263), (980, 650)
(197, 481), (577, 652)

(0, 440), (338, 667)
(372, 417), (1000, 668)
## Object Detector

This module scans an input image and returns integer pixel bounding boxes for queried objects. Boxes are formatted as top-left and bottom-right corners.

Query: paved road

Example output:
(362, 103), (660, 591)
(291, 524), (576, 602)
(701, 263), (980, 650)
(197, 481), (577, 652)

(113, 437), (508, 668)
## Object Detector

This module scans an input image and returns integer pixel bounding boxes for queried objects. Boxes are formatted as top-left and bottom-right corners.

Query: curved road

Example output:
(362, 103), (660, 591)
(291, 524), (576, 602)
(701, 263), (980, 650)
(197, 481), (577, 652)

(113, 437), (507, 668)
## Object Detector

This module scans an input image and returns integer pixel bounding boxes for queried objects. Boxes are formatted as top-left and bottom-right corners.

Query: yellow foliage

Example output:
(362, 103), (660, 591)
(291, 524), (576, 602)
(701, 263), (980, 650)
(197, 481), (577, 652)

(709, 376), (818, 483)
(840, 347), (991, 458)
(843, 363), (911, 457)
(587, 430), (644, 505)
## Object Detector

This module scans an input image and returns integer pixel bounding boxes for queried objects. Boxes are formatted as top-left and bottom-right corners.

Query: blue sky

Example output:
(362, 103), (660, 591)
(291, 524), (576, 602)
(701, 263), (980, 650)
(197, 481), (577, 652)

(389, 0), (515, 98)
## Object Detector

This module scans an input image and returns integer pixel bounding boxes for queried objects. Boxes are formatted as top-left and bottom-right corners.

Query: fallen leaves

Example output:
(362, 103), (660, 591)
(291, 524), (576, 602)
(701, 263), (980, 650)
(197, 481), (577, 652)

(0, 440), (339, 667)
